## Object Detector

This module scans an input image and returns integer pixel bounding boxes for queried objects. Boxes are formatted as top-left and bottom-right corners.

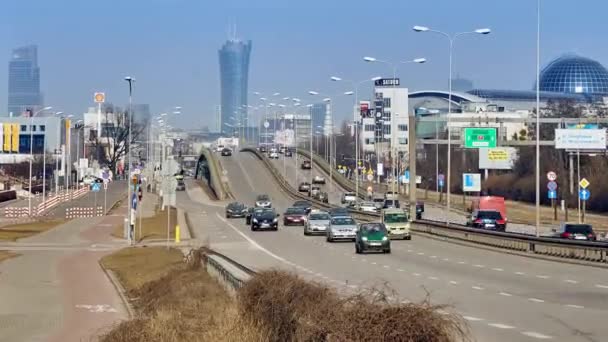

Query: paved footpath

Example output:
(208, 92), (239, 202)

(0, 193), (132, 341)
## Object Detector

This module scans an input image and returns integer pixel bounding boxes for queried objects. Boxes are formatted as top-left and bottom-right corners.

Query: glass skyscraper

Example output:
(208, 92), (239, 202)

(8, 45), (43, 116)
(309, 103), (327, 133)
(218, 39), (252, 135)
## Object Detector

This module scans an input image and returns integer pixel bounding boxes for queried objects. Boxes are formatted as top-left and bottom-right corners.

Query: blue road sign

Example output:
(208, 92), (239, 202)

(547, 181), (557, 191)
(404, 170), (410, 181)
(548, 190), (557, 199)
(464, 174), (474, 188)
(131, 193), (138, 209)
(438, 179), (445, 188)
(579, 189), (590, 201)
(91, 183), (101, 192)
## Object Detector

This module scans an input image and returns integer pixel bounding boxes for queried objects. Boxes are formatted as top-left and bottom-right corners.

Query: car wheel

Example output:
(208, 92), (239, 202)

(304, 229), (310, 236)
(251, 226), (256, 231)
(355, 244), (361, 254)
(406, 236), (412, 240)
(384, 249), (391, 254)
(416, 214), (422, 220)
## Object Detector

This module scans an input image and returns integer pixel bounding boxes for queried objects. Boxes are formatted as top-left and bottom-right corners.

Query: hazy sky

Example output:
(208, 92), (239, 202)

(2, 0), (607, 128)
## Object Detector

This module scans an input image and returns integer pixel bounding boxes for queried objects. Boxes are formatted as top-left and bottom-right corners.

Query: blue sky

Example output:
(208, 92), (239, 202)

(1, 0), (607, 128)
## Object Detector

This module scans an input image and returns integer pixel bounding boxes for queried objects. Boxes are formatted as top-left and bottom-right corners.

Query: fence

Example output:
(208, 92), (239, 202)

(65, 206), (104, 219)
(3, 186), (90, 218)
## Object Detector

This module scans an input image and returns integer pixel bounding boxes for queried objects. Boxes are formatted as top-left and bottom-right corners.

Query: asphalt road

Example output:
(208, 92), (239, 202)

(180, 150), (608, 342)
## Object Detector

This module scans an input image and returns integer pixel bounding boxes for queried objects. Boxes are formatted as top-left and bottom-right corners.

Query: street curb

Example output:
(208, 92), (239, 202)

(99, 260), (135, 319)
(177, 208), (192, 240)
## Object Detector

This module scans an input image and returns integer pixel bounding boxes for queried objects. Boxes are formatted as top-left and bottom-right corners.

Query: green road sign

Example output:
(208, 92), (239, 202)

(464, 127), (497, 148)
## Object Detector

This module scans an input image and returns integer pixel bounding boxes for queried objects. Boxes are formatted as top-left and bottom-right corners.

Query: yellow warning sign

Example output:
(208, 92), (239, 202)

(487, 149), (509, 161)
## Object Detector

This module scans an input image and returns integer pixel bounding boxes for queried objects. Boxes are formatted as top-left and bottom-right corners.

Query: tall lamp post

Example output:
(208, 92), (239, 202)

(28, 106), (53, 216)
(124, 76), (135, 243)
(413, 25), (490, 224)
(535, 0), (541, 237)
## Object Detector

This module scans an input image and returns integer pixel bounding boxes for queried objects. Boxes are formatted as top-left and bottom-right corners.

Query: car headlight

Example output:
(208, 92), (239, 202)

(361, 236), (368, 241)
(273, 218), (278, 223)
(252, 218), (258, 223)
(382, 236), (388, 241)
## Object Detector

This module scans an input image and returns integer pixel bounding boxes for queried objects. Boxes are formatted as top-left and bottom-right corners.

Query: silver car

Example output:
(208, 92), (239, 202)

(357, 201), (377, 213)
(327, 216), (358, 242)
(304, 211), (331, 236)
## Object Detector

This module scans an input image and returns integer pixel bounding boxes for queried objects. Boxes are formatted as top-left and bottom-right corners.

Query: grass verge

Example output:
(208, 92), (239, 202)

(99, 247), (267, 342)
(0, 219), (66, 241)
(0, 251), (19, 263)
(111, 207), (177, 241)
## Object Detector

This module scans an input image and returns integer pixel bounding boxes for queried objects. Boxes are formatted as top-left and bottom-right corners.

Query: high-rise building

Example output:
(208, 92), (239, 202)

(8, 45), (43, 116)
(218, 38), (252, 135)
(309, 103), (326, 132)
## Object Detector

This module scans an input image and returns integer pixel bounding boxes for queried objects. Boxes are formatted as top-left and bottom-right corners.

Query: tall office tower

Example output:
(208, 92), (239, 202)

(8, 45), (43, 116)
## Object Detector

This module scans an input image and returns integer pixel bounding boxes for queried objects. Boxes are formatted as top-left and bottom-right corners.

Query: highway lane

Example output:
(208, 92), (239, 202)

(190, 150), (608, 341)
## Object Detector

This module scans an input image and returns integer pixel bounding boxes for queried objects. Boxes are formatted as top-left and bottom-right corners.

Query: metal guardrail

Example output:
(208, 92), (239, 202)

(250, 148), (608, 264)
(200, 148), (230, 200)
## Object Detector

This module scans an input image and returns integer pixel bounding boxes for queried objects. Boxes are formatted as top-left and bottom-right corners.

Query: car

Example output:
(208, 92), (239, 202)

(341, 192), (357, 204)
(466, 209), (506, 231)
(372, 197), (385, 210)
(416, 201), (425, 220)
(176, 179), (186, 191)
(301, 160), (312, 169)
(312, 175), (326, 184)
(309, 185), (321, 197)
(384, 191), (399, 201)
(298, 182), (311, 192)
(255, 194), (272, 208)
(355, 223), (391, 254)
(329, 207), (351, 218)
(81, 175), (102, 186)
(357, 201), (378, 213)
(327, 216), (358, 242)
(269, 147), (278, 153)
(221, 148), (232, 156)
(304, 210), (331, 236)
(292, 200), (313, 214)
(269, 151), (279, 159)
(216, 145), (225, 152)
(279, 146), (287, 154)
(381, 208), (411, 240)
(225, 202), (248, 218)
(283, 207), (308, 226)
(554, 223), (596, 241)
(313, 191), (329, 203)
(259, 145), (268, 153)
(383, 199), (400, 209)
(285, 150), (293, 157)
(251, 208), (280, 231)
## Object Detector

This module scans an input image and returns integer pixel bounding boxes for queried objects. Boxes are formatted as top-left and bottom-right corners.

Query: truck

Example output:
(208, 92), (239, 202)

(470, 196), (507, 225)
(381, 208), (411, 240)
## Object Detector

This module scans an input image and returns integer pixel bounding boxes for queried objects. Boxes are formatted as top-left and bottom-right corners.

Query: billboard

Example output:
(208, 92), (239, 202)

(555, 129), (606, 150)
(3, 124), (10, 151)
(10, 124), (18, 152)
(359, 101), (371, 118)
(463, 173), (482, 192)
(274, 129), (295, 146)
(374, 78), (400, 87)
(479, 147), (517, 170)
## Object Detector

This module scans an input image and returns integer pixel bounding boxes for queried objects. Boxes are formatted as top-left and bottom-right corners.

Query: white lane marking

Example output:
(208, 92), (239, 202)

(315, 273), (323, 277)
(472, 286), (484, 290)
(458, 261), (467, 264)
(491, 268), (504, 272)
(595, 284), (608, 289)
(488, 323), (515, 329)
(521, 331), (552, 339)
(428, 276), (439, 280)
(430, 255), (438, 259)
(221, 235), (228, 239)
(442, 258), (450, 262)
(397, 268), (405, 272)
(536, 275), (550, 279)
(412, 273), (421, 277)
(383, 265), (390, 269)
(75, 304), (117, 313)
(564, 279), (578, 284)
(417, 252), (425, 255)
(216, 213), (287, 263)
(515, 271), (525, 275)
(528, 298), (545, 303)
(407, 249), (413, 253)
(499, 292), (513, 297)
(371, 262), (377, 265)
(473, 264), (485, 268)
(463, 316), (484, 322)
(565, 304), (584, 309)
(449, 281), (459, 285)
(361, 258), (367, 262)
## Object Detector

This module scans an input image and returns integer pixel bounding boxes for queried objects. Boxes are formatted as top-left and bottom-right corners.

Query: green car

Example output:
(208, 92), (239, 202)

(355, 223), (391, 254)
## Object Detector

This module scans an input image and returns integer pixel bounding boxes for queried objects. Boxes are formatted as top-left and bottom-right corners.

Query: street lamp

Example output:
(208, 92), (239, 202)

(330, 75), (382, 200)
(413, 25), (490, 225)
(28, 106), (53, 215)
(124, 76), (135, 244)
(308, 91), (336, 194)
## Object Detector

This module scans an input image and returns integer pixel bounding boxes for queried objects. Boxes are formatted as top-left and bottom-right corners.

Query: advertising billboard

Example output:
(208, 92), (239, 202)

(462, 173), (482, 192)
(274, 129), (295, 146)
(3, 124), (10, 152)
(479, 147), (517, 170)
(359, 101), (371, 118)
(10, 124), (19, 152)
(555, 129), (606, 150)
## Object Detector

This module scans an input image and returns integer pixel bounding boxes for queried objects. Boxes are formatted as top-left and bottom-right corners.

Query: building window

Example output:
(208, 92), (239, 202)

(383, 111), (391, 120)
(21, 125), (27, 132)
(31, 125), (36, 132)
(399, 138), (408, 145)
(365, 138), (375, 145)
(364, 124), (375, 132)
(383, 97), (391, 108)
(40, 125), (46, 132)
(383, 125), (391, 135)
(398, 124), (408, 131)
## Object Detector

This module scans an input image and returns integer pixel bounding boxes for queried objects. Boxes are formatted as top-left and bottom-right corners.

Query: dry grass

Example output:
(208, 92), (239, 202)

(0, 251), (19, 263)
(111, 207), (177, 241)
(99, 246), (268, 342)
(0, 219), (66, 241)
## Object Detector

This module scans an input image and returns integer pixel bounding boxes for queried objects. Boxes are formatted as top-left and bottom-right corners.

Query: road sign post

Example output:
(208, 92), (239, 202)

(463, 128), (497, 148)
(579, 188), (590, 223)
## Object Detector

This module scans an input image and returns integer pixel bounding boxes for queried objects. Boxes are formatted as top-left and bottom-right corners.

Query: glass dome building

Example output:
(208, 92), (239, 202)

(538, 55), (608, 95)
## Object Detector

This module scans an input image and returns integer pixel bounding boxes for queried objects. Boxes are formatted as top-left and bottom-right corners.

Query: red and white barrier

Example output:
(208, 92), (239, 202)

(65, 206), (104, 218)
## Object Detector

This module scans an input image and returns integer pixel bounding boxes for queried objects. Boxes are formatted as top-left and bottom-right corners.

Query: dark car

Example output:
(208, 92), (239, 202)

(383, 199), (400, 209)
(221, 148), (232, 156)
(285, 150), (293, 157)
(251, 208), (279, 231)
(554, 223), (596, 241)
(416, 201), (425, 220)
(467, 210), (506, 231)
(313, 191), (329, 203)
(329, 207), (351, 218)
(355, 223), (391, 254)
(283, 207), (308, 226)
(292, 200), (313, 213)
(301, 160), (312, 169)
(176, 179), (186, 191)
(298, 182), (311, 192)
(225, 202), (247, 218)
(259, 145), (268, 153)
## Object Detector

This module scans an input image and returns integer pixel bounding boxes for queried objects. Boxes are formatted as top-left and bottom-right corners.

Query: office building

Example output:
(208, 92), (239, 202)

(218, 38), (252, 135)
(8, 45), (43, 116)
(0, 116), (63, 163)
(309, 103), (326, 133)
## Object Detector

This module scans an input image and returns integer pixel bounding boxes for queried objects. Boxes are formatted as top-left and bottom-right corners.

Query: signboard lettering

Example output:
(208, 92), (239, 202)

(555, 129), (606, 150)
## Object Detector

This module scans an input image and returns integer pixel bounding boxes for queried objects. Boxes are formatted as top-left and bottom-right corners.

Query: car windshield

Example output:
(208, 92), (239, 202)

(256, 210), (275, 219)
(373, 198), (384, 203)
(332, 217), (355, 225)
(294, 201), (311, 207)
(344, 193), (356, 197)
(564, 224), (593, 234)
(384, 213), (408, 223)
(361, 202), (375, 207)
(477, 211), (502, 220)
(362, 224), (387, 233)
(286, 208), (306, 215)
(256, 195), (270, 201)
(310, 213), (330, 220)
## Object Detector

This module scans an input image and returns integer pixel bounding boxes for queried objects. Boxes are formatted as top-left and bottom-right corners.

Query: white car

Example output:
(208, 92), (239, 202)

(341, 192), (357, 204)
(312, 175), (326, 184)
(357, 201), (378, 213)
(384, 191), (399, 201)
(269, 152), (279, 159)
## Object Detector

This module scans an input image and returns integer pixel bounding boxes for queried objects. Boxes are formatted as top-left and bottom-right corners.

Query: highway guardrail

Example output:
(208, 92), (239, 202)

(251, 148), (608, 265)
(200, 148), (231, 200)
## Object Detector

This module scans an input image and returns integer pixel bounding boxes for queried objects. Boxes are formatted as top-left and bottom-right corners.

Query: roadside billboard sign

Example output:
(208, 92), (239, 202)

(479, 147), (517, 170)
(464, 127), (497, 148)
(555, 129), (606, 150)
(462, 173), (482, 192)
(94, 92), (106, 103)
